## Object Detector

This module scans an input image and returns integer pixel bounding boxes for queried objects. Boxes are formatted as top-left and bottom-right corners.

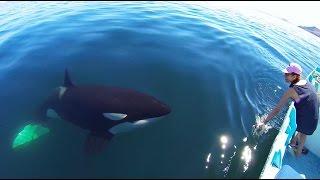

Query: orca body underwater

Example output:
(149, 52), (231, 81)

(37, 69), (171, 154)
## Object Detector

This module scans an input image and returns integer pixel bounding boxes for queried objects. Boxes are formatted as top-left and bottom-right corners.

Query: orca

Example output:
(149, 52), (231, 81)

(36, 69), (171, 154)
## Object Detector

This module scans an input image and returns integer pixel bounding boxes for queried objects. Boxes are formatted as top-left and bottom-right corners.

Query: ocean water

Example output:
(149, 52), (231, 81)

(0, 1), (319, 178)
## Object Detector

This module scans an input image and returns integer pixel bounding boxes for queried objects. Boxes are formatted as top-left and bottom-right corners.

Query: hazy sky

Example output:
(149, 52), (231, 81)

(191, 1), (320, 28)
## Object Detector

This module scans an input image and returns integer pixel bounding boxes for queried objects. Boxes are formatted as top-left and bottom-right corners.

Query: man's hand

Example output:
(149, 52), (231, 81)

(252, 114), (271, 136)
(255, 121), (265, 129)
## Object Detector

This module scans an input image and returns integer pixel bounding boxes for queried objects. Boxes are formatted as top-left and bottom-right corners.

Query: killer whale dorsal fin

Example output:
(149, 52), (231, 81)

(64, 68), (75, 87)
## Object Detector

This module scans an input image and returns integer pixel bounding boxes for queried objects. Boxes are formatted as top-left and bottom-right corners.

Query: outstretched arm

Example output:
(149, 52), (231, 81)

(262, 88), (297, 124)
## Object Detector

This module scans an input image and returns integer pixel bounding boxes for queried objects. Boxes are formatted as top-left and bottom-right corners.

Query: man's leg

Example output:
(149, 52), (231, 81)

(294, 133), (307, 157)
(289, 132), (299, 147)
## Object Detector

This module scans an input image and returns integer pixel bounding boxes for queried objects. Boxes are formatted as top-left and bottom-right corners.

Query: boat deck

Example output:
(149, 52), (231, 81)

(283, 147), (320, 179)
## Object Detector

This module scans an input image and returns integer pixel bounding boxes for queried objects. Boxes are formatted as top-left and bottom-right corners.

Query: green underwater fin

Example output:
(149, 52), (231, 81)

(12, 124), (50, 149)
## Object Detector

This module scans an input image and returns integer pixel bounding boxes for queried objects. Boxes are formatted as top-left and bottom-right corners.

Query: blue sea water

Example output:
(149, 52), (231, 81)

(0, 1), (319, 178)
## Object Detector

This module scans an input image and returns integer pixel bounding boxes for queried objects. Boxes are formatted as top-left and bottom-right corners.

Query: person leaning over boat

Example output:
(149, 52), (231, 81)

(257, 63), (319, 157)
